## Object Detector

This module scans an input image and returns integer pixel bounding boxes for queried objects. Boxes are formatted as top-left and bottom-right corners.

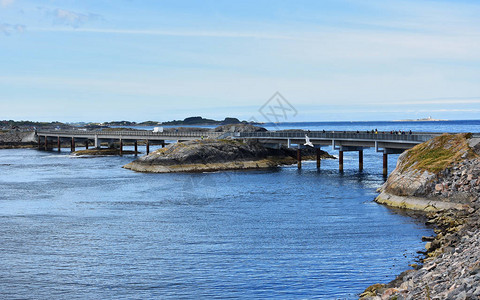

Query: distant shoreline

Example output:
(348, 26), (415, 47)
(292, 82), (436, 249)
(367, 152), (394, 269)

(393, 117), (448, 122)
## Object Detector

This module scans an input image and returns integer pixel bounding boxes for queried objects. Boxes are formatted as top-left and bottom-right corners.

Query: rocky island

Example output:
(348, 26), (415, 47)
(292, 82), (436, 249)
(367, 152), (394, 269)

(361, 133), (480, 299)
(123, 139), (333, 173)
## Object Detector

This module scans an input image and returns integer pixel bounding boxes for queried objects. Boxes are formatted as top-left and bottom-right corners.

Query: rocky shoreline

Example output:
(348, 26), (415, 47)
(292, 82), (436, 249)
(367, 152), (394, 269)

(72, 148), (139, 156)
(361, 134), (480, 299)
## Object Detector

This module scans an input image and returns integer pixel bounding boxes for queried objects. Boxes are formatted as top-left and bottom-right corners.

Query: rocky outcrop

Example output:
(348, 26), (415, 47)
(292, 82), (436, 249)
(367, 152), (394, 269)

(362, 134), (480, 299)
(0, 130), (37, 148)
(123, 139), (332, 173)
(376, 133), (479, 211)
(213, 123), (267, 132)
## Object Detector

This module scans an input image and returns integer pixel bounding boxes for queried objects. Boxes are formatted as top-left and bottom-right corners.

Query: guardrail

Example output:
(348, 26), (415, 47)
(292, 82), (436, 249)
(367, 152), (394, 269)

(37, 130), (222, 138)
(238, 131), (437, 142)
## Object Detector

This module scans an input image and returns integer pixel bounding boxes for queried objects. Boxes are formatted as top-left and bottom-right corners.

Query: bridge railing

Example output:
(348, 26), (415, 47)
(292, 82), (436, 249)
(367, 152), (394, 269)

(238, 131), (435, 142)
(37, 130), (222, 138)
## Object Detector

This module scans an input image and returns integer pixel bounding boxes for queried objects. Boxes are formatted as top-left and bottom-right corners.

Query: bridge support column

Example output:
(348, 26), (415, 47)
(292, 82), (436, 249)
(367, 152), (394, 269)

(44, 136), (48, 151)
(162, 141), (165, 148)
(57, 136), (61, 152)
(383, 153), (388, 177)
(146, 140), (150, 154)
(71, 137), (75, 152)
(297, 148), (302, 169)
(85, 140), (89, 150)
(119, 139), (123, 156)
(134, 141), (138, 155)
(38, 136), (41, 149)
(359, 150), (363, 171)
(94, 135), (99, 148)
(339, 150), (344, 172)
(316, 148), (321, 169)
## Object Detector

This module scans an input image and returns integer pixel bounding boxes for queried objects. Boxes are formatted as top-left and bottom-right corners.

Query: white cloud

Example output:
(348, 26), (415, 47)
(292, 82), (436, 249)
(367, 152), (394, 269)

(30, 27), (295, 40)
(0, 23), (25, 35)
(49, 8), (102, 28)
(1, 0), (14, 8)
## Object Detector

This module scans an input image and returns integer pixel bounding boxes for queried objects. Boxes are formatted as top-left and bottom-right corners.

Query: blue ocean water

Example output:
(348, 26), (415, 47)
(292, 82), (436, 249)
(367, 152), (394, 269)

(0, 120), (478, 299)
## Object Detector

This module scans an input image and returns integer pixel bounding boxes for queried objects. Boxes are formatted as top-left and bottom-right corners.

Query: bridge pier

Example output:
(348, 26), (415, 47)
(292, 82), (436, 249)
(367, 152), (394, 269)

(71, 137), (75, 152)
(162, 141), (165, 148)
(383, 153), (388, 177)
(339, 150), (344, 172)
(297, 148), (302, 169)
(119, 139), (123, 156)
(44, 136), (48, 151)
(134, 141), (138, 156)
(359, 150), (363, 171)
(85, 140), (89, 150)
(38, 136), (41, 149)
(94, 135), (99, 148)
(146, 140), (150, 154)
(316, 148), (321, 169)
(57, 137), (61, 152)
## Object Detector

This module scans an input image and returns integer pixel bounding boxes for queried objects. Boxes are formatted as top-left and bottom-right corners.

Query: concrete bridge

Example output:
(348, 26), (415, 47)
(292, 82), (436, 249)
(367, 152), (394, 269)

(36, 129), (443, 176)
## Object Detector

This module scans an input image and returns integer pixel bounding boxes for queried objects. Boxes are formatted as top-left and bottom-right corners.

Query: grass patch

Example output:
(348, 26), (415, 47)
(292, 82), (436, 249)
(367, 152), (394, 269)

(401, 133), (477, 173)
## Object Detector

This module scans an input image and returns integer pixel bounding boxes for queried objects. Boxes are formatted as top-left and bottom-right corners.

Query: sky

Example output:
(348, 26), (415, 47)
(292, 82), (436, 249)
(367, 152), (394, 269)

(1, 0), (480, 123)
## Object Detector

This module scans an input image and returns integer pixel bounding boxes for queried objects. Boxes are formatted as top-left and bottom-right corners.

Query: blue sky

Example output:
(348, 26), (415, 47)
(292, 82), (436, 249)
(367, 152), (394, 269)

(1, 0), (480, 122)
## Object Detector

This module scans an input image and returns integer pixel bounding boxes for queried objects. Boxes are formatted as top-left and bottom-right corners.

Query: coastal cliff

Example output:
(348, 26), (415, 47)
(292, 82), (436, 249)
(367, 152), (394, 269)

(123, 139), (333, 173)
(362, 134), (480, 299)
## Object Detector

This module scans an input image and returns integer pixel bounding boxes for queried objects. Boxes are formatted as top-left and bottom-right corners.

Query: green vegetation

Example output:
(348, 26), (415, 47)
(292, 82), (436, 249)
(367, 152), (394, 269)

(104, 121), (137, 126)
(138, 121), (161, 126)
(401, 133), (478, 173)
(0, 120), (65, 127)
(101, 127), (145, 132)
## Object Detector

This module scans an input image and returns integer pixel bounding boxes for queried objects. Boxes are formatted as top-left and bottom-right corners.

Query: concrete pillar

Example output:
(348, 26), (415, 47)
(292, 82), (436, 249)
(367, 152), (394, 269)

(359, 150), (363, 171)
(162, 141), (165, 148)
(119, 139), (123, 156)
(71, 137), (75, 152)
(287, 139), (291, 148)
(57, 136), (61, 152)
(297, 148), (302, 169)
(38, 136), (41, 149)
(134, 141), (138, 156)
(146, 140), (150, 154)
(383, 153), (388, 177)
(94, 135), (99, 148)
(316, 148), (321, 169)
(85, 140), (89, 150)
(44, 136), (48, 151)
(339, 150), (344, 172)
